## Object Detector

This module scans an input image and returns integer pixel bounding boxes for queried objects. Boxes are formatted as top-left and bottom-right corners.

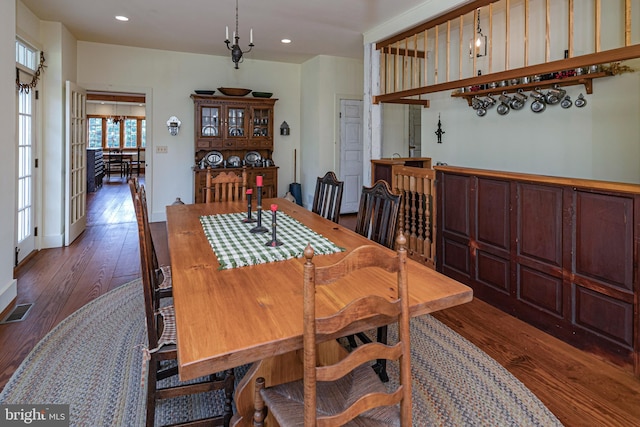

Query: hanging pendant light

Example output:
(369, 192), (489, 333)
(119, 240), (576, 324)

(224, 0), (254, 69)
(469, 8), (487, 58)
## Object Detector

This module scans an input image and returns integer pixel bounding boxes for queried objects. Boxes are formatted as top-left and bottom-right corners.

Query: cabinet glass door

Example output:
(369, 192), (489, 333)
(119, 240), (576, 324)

(252, 108), (270, 137)
(227, 107), (245, 137)
(201, 106), (220, 137)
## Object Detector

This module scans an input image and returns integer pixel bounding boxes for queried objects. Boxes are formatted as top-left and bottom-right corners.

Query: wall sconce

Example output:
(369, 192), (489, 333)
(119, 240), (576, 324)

(469, 8), (487, 58)
(280, 121), (290, 136)
(166, 116), (181, 136)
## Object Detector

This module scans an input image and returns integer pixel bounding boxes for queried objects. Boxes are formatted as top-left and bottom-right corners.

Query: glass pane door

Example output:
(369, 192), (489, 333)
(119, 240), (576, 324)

(227, 107), (245, 137)
(202, 106), (220, 137)
(16, 88), (35, 264)
(252, 108), (270, 137)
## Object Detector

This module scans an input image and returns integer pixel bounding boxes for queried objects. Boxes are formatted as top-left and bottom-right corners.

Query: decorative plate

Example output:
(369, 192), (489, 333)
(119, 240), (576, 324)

(202, 125), (216, 136)
(194, 90), (216, 95)
(205, 150), (223, 167)
(227, 155), (241, 167)
(244, 151), (262, 166)
(217, 87), (251, 97)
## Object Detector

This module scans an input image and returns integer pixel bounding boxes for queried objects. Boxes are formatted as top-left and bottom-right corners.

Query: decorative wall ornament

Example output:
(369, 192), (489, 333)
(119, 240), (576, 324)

(167, 116), (182, 136)
(16, 52), (46, 94)
(435, 114), (445, 143)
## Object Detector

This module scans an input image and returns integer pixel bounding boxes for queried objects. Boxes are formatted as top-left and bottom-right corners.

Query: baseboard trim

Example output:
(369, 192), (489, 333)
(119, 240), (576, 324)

(0, 278), (18, 317)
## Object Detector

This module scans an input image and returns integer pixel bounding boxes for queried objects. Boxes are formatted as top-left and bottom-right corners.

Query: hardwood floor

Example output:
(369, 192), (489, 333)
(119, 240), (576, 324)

(1, 180), (639, 426)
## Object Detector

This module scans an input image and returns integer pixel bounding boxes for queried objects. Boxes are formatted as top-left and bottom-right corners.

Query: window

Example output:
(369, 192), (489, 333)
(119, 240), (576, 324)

(16, 40), (37, 71)
(87, 116), (146, 150)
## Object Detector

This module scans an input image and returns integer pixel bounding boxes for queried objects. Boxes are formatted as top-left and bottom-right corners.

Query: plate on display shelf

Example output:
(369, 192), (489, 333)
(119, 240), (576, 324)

(227, 155), (241, 167)
(244, 151), (262, 166)
(205, 150), (223, 167)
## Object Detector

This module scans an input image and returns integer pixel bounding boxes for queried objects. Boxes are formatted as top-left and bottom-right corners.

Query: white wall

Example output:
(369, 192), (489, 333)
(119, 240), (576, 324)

(39, 22), (77, 248)
(0, 0), (17, 314)
(300, 55), (364, 208)
(419, 67), (640, 184)
(77, 42), (301, 221)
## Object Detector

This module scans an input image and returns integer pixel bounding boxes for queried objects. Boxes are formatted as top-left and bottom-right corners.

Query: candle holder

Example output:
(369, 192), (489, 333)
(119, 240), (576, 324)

(242, 189), (256, 223)
(250, 186), (268, 234)
(266, 204), (282, 247)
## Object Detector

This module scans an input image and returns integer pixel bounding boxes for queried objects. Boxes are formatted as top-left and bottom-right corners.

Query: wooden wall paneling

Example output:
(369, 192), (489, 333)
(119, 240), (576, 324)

(474, 178), (511, 295)
(436, 167), (640, 372)
(437, 172), (473, 279)
(571, 190), (635, 350)
(574, 191), (634, 292)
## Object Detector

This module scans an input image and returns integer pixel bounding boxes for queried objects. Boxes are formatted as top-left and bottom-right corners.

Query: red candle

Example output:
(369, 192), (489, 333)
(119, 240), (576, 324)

(246, 188), (253, 195)
(256, 175), (263, 187)
(271, 204), (278, 212)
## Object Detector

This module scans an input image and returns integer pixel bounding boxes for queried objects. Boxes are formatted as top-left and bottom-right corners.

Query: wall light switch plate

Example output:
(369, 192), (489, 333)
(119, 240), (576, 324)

(156, 146), (168, 154)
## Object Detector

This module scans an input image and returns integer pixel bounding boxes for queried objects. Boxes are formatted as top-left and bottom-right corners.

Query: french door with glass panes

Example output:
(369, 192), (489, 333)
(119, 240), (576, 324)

(16, 87), (36, 265)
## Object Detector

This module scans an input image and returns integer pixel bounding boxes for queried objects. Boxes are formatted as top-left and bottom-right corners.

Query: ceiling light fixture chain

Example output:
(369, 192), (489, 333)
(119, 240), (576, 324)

(224, 0), (254, 69)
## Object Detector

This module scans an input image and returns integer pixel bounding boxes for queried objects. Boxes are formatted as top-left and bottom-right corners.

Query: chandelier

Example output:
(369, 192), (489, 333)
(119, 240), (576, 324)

(224, 0), (254, 69)
(109, 101), (126, 125)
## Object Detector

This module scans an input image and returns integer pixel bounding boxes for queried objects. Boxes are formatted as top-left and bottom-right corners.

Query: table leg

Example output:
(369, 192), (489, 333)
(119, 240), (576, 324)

(230, 340), (348, 427)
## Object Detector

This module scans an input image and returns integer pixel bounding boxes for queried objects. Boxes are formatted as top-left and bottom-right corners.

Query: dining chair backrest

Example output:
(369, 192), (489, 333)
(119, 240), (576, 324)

(128, 179), (161, 285)
(302, 233), (412, 425)
(355, 180), (402, 249)
(132, 183), (234, 427)
(132, 185), (162, 349)
(311, 171), (344, 223)
(203, 167), (247, 203)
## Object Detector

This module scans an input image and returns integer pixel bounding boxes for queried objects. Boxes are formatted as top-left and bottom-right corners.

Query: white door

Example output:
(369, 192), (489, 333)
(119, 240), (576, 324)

(339, 99), (363, 214)
(15, 85), (36, 265)
(64, 81), (87, 246)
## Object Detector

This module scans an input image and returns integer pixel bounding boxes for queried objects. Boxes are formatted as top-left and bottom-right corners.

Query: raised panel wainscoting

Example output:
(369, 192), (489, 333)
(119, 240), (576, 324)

(436, 166), (640, 375)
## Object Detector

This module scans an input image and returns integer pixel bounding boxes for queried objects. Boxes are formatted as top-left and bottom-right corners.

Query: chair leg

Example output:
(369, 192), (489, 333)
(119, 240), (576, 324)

(253, 377), (266, 427)
(353, 327), (389, 382)
(146, 356), (158, 427)
(223, 369), (235, 427)
(372, 325), (389, 382)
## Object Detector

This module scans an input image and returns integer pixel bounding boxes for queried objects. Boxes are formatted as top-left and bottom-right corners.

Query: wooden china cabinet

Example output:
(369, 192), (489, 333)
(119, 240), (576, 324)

(191, 94), (278, 203)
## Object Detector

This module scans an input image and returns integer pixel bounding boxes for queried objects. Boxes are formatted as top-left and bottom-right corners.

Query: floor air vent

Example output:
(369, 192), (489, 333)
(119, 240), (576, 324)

(1, 303), (33, 324)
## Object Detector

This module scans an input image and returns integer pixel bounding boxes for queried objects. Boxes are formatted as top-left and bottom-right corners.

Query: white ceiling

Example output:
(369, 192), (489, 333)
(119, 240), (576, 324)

(20, 0), (431, 64)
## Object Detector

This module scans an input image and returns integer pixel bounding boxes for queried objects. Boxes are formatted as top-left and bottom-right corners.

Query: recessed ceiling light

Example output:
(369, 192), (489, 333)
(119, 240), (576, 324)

(115, 15), (129, 22)
(281, 39), (291, 44)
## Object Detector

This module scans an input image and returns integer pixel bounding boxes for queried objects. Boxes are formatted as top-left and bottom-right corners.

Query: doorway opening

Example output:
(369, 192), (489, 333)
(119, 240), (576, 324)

(86, 91), (147, 226)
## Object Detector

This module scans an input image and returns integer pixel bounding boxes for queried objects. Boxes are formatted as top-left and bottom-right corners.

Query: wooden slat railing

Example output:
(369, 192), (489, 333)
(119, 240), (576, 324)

(391, 165), (436, 269)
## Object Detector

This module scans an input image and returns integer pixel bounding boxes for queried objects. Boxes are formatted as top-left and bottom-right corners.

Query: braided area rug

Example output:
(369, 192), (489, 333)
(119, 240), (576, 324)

(0, 279), (241, 426)
(373, 321), (563, 426)
(0, 279), (562, 426)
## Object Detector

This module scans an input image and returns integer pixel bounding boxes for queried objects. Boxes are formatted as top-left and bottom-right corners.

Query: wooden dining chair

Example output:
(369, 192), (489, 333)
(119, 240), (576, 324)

(203, 167), (247, 203)
(128, 178), (172, 305)
(253, 233), (412, 427)
(106, 148), (129, 179)
(311, 171), (344, 223)
(355, 180), (402, 249)
(351, 179), (402, 381)
(133, 185), (235, 427)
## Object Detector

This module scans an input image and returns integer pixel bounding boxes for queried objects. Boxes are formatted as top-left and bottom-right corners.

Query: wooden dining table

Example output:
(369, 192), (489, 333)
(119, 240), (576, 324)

(166, 198), (473, 426)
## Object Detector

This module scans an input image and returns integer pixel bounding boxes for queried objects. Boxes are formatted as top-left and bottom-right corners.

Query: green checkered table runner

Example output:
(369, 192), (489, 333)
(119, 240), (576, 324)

(199, 211), (345, 269)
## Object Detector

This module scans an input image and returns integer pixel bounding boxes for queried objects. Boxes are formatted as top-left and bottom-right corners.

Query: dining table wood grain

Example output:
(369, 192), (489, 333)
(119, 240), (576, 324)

(166, 198), (473, 426)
